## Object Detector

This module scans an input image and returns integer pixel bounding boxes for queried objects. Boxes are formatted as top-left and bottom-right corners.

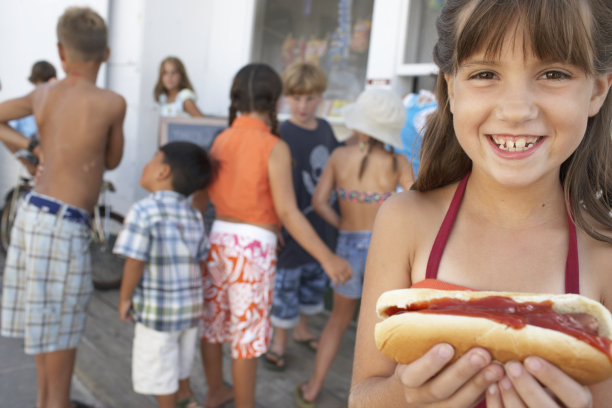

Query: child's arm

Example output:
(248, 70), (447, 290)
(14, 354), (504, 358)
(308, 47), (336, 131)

(0, 94), (33, 124)
(183, 99), (204, 117)
(312, 154), (340, 229)
(268, 140), (351, 286)
(0, 123), (31, 151)
(118, 257), (145, 322)
(349, 194), (504, 407)
(104, 94), (126, 170)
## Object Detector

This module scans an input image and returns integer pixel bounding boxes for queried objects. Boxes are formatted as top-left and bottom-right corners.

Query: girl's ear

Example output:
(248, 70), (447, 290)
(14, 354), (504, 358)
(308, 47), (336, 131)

(444, 73), (455, 114)
(588, 73), (612, 117)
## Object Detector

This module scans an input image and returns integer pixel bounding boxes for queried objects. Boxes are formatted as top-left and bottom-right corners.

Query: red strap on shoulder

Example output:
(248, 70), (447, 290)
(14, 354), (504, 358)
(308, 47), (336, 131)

(425, 174), (470, 279)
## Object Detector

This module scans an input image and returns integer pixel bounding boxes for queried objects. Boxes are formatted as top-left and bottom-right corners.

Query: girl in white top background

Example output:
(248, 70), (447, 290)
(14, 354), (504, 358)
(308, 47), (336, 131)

(154, 56), (204, 118)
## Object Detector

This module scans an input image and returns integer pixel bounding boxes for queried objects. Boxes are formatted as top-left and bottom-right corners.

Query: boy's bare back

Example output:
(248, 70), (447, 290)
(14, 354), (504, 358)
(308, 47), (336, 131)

(32, 77), (125, 212)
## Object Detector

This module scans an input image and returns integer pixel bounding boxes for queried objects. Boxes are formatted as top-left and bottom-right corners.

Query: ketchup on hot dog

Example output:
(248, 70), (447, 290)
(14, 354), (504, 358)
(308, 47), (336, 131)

(384, 296), (611, 357)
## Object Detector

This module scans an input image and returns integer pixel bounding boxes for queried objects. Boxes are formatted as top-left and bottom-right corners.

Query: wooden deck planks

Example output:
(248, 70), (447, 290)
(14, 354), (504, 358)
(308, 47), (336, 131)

(76, 288), (355, 408)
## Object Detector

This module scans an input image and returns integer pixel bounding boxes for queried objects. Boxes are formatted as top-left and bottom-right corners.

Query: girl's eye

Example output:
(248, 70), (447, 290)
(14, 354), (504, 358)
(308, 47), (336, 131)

(470, 71), (496, 80)
(541, 71), (570, 80)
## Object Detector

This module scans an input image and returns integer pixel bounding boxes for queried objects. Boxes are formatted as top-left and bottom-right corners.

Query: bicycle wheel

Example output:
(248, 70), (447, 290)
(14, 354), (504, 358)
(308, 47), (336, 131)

(90, 207), (125, 290)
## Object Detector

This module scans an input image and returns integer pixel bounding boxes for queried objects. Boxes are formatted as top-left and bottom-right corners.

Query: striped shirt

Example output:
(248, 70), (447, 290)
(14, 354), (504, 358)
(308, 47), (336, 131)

(113, 190), (206, 332)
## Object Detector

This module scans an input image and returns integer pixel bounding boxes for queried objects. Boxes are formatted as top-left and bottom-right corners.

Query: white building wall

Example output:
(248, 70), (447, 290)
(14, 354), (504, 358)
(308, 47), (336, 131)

(0, 0), (256, 214)
(0, 0), (109, 203)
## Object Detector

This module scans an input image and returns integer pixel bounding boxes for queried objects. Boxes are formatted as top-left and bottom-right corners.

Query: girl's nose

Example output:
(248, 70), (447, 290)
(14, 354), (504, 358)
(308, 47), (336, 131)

(495, 82), (538, 124)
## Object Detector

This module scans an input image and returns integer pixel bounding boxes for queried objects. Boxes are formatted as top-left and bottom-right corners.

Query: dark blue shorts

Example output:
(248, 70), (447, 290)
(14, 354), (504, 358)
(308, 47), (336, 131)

(270, 262), (328, 328)
(331, 230), (371, 299)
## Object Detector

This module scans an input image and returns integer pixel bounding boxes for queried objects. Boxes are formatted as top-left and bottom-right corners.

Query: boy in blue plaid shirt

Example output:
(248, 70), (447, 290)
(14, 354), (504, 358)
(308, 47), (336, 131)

(114, 141), (215, 408)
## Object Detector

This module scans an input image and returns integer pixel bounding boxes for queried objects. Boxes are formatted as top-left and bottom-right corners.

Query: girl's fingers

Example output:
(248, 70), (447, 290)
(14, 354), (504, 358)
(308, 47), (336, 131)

(521, 357), (592, 408)
(486, 383), (504, 408)
(398, 345), (503, 405)
(396, 343), (455, 388)
(499, 374), (528, 408)
(422, 348), (493, 400)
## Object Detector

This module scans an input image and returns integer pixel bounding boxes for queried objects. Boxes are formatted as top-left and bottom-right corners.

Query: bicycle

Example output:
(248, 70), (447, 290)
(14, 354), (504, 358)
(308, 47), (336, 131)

(0, 150), (125, 290)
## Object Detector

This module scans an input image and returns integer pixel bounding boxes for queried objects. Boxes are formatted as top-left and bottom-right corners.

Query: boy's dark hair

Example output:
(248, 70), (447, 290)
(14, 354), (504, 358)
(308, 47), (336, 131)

(159, 141), (217, 196)
(28, 61), (57, 84)
(57, 6), (108, 62)
(229, 63), (282, 136)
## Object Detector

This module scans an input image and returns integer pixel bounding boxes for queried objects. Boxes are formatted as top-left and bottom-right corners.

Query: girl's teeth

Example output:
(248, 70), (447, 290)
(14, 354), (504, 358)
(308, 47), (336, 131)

(492, 136), (539, 152)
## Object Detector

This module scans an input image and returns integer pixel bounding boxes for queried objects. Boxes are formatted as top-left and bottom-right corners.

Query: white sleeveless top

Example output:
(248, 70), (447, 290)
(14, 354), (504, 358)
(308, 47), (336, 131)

(158, 89), (197, 117)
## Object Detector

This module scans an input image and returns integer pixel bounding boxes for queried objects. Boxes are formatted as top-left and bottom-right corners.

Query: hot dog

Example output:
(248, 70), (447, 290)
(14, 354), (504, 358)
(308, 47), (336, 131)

(374, 289), (612, 384)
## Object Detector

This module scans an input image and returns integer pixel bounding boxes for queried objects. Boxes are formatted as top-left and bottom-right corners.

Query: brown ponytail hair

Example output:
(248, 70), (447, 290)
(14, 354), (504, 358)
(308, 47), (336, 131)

(228, 63), (282, 136)
(358, 138), (398, 180)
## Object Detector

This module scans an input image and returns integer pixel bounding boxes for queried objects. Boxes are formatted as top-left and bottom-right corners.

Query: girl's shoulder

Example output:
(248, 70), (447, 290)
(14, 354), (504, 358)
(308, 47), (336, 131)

(378, 182), (459, 233)
(177, 88), (196, 101)
(577, 226), (612, 308)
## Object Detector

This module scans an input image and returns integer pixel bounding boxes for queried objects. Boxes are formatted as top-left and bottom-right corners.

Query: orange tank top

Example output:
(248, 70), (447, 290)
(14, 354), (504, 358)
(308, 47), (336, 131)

(208, 116), (281, 226)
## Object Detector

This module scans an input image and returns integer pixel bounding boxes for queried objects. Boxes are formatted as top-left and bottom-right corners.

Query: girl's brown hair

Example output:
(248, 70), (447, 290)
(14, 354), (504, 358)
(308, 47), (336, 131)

(228, 63), (282, 136)
(153, 56), (195, 101)
(358, 139), (398, 180)
(416, 0), (612, 242)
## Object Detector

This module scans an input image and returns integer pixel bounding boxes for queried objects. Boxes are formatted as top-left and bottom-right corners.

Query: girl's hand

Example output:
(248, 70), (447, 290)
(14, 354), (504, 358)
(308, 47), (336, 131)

(486, 357), (592, 407)
(396, 344), (505, 407)
(322, 254), (352, 286)
(118, 299), (132, 322)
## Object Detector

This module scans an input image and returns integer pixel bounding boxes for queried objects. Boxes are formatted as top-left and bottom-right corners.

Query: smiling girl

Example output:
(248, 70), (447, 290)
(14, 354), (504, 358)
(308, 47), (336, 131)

(349, 0), (612, 407)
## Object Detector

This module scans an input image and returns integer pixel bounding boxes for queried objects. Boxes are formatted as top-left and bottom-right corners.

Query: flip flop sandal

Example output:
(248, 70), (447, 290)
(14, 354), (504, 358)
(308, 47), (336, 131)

(177, 395), (204, 408)
(263, 350), (286, 371)
(294, 337), (319, 351)
(294, 383), (316, 408)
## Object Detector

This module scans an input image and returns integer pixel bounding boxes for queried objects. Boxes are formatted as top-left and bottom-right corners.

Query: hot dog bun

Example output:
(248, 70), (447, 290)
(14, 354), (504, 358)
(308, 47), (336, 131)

(375, 289), (612, 384)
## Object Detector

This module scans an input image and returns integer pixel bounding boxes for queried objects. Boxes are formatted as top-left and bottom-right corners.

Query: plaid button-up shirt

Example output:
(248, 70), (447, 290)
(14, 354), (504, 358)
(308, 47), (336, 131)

(113, 190), (206, 332)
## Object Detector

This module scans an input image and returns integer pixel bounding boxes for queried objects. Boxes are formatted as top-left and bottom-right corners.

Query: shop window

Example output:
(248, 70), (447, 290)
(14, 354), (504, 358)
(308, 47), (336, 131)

(253, 0), (374, 119)
(403, 0), (443, 65)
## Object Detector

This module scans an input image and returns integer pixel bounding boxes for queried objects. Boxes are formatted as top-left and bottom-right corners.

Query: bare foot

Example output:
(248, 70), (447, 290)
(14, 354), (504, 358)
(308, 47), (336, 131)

(204, 385), (234, 408)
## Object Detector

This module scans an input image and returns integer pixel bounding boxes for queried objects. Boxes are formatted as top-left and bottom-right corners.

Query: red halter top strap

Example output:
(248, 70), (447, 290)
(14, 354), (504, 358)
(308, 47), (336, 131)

(425, 173), (580, 294)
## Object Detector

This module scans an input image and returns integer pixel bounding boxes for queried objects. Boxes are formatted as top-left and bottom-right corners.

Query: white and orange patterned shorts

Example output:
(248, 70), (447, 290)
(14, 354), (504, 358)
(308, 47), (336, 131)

(201, 220), (277, 359)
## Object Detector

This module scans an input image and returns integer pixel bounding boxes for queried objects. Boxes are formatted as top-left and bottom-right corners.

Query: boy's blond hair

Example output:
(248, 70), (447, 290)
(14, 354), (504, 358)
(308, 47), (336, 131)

(281, 62), (327, 96)
(56, 6), (107, 62)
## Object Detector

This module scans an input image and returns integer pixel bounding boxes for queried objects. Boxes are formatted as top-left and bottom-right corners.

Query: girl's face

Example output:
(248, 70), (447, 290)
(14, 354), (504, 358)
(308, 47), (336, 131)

(161, 61), (181, 92)
(445, 30), (611, 188)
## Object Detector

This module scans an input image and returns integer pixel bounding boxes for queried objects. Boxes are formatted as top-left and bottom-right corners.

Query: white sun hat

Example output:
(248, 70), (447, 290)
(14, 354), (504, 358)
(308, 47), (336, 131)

(339, 88), (406, 149)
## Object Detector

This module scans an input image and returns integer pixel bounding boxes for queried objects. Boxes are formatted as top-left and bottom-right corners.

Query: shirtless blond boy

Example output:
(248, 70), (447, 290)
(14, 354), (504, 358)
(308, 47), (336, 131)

(0, 7), (125, 408)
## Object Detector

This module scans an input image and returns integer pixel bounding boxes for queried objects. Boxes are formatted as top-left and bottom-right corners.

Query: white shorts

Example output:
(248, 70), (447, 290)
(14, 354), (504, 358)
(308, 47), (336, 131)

(132, 323), (199, 395)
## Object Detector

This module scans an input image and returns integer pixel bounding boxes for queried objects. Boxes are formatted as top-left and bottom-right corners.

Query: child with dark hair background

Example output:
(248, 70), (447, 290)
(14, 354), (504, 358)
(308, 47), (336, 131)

(114, 141), (215, 408)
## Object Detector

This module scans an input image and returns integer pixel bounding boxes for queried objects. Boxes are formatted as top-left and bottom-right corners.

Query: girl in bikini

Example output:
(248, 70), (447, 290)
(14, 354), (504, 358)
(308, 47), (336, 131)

(296, 88), (414, 407)
(349, 0), (612, 407)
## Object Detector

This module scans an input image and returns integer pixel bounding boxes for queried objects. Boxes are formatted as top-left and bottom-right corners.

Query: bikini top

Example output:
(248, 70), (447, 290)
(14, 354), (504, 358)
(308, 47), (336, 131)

(416, 173), (579, 408)
(423, 172), (580, 294)
(335, 187), (393, 204)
